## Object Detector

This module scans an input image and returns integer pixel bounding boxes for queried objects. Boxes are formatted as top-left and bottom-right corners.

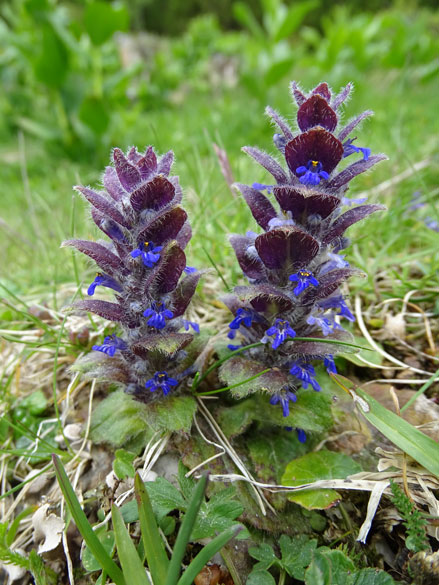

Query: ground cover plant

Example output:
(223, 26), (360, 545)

(1, 1), (439, 584)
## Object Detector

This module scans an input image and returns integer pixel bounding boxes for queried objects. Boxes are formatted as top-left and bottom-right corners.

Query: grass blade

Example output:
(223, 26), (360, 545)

(177, 525), (242, 585)
(165, 474), (208, 585)
(52, 455), (126, 585)
(332, 376), (439, 476)
(111, 504), (152, 585)
(135, 473), (169, 585)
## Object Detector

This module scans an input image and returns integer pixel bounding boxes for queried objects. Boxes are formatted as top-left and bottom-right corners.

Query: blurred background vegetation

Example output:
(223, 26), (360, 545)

(0, 0), (438, 292)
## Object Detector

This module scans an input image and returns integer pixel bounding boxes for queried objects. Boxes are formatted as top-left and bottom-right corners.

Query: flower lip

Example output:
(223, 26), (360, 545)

(269, 389), (297, 417)
(262, 318), (296, 349)
(92, 334), (127, 357)
(143, 302), (174, 329)
(289, 360), (321, 392)
(145, 371), (178, 396)
(289, 270), (319, 296)
(342, 138), (371, 161)
(87, 272), (123, 296)
(130, 240), (163, 268)
(296, 159), (329, 186)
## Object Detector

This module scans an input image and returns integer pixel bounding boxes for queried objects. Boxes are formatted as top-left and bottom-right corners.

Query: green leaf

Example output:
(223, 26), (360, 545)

(52, 455), (125, 585)
(282, 451), (362, 510)
(246, 569), (276, 585)
(279, 534), (318, 579)
(150, 396), (197, 433)
(111, 504), (151, 585)
(82, 528), (115, 573)
(145, 478), (187, 522)
(274, 0), (318, 42)
(84, 1), (129, 46)
(305, 552), (330, 585)
(264, 58), (295, 86)
(341, 335), (383, 367)
(248, 431), (308, 483)
(34, 23), (69, 88)
(347, 568), (395, 584)
(79, 97), (110, 135)
(90, 391), (153, 449)
(351, 383), (439, 476)
(135, 474), (169, 585)
(113, 449), (136, 480)
(20, 390), (48, 415)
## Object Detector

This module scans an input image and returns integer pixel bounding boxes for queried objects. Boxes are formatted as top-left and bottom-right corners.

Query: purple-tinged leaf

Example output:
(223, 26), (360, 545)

(170, 271), (201, 317)
(230, 234), (266, 280)
(103, 166), (125, 201)
(235, 183), (277, 230)
(219, 357), (289, 398)
(73, 300), (125, 322)
(290, 81), (306, 106)
(255, 228), (319, 270)
(338, 110), (373, 142)
(322, 204), (386, 245)
(273, 186), (340, 220)
(127, 146), (142, 164)
(242, 146), (288, 184)
(137, 207), (188, 246)
(130, 176), (175, 213)
(169, 176), (183, 205)
(265, 106), (294, 140)
(113, 148), (141, 192)
(131, 333), (193, 358)
(312, 82), (331, 101)
(220, 293), (243, 316)
(75, 186), (131, 228)
(327, 154), (387, 192)
(175, 221), (192, 250)
(157, 151), (174, 175)
(90, 209), (130, 258)
(331, 83), (352, 110)
(297, 95), (337, 132)
(147, 241), (186, 295)
(302, 268), (361, 304)
(286, 329), (354, 357)
(235, 284), (293, 313)
(62, 239), (125, 274)
(285, 129), (344, 177)
(137, 146), (157, 178)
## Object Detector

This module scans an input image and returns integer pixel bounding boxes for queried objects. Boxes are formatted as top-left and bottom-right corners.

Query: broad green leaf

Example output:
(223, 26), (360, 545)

(52, 455), (125, 585)
(248, 542), (277, 566)
(279, 534), (318, 579)
(113, 449), (136, 480)
(336, 378), (439, 476)
(82, 528), (115, 572)
(246, 570), (276, 585)
(282, 451), (362, 510)
(145, 478), (186, 522)
(347, 568), (395, 584)
(247, 431), (308, 482)
(112, 505), (151, 585)
(150, 396), (196, 433)
(90, 391), (152, 448)
(79, 97), (110, 135)
(34, 23), (69, 88)
(135, 474), (169, 585)
(84, 1), (129, 46)
(341, 335), (383, 367)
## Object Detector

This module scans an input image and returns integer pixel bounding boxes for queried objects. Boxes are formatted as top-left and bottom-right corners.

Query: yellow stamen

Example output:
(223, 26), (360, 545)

(311, 160), (319, 167)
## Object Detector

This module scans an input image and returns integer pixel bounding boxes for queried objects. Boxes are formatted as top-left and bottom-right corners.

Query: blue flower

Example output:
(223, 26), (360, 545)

(289, 361), (321, 392)
(252, 182), (274, 193)
(130, 241), (163, 268)
(145, 371), (178, 396)
(306, 313), (342, 336)
(262, 319), (296, 349)
(296, 160), (329, 186)
(324, 355), (337, 374)
(341, 195), (368, 206)
(92, 334), (127, 357)
(184, 266), (197, 274)
(183, 319), (200, 333)
(289, 270), (319, 296)
(342, 138), (371, 161)
(87, 273), (123, 296)
(284, 426), (307, 443)
(268, 211), (294, 230)
(228, 308), (258, 339)
(319, 295), (355, 322)
(269, 390), (297, 417)
(319, 253), (349, 275)
(143, 302), (173, 329)
(425, 216), (439, 232)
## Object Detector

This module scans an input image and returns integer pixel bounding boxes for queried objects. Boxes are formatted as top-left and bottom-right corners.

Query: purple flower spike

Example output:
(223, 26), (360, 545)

(270, 389), (297, 417)
(343, 138), (371, 161)
(289, 270), (319, 295)
(87, 273), (123, 296)
(131, 241), (163, 268)
(145, 371), (178, 396)
(324, 355), (337, 374)
(262, 318), (296, 349)
(143, 302), (173, 329)
(92, 334), (127, 357)
(296, 160), (330, 186)
(289, 361), (321, 392)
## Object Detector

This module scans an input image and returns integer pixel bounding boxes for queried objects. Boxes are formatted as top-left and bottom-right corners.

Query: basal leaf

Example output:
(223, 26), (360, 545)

(219, 357), (288, 398)
(148, 396), (196, 433)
